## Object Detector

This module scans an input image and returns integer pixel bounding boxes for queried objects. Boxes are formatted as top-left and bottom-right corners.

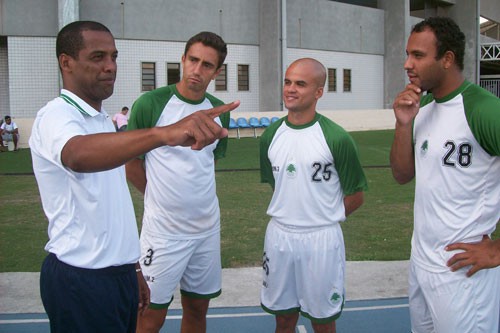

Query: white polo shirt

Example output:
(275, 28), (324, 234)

(29, 89), (140, 269)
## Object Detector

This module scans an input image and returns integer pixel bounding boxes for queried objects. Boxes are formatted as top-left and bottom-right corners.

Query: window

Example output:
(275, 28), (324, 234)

(141, 62), (156, 91)
(215, 64), (227, 91)
(166, 63), (180, 85)
(238, 64), (249, 91)
(343, 69), (351, 92)
(328, 68), (337, 92)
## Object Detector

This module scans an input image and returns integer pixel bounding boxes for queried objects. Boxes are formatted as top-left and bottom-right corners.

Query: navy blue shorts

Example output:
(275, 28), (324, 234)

(40, 253), (138, 333)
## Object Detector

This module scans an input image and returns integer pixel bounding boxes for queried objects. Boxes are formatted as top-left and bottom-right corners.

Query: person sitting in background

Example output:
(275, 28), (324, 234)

(113, 106), (129, 131)
(1, 115), (20, 151)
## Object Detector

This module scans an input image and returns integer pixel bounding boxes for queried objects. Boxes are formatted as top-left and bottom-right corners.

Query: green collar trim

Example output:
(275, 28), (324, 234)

(173, 84), (206, 105)
(60, 94), (91, 116)
(434, 80), (472, 103)
(285, 112), (321, 129)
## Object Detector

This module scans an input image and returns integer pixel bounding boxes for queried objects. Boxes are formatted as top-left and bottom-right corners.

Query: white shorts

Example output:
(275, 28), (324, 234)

(2, 133), (19, 142)
(139, 231), (222, 309)
(261, 220), (345, 323)
(409, 260), (500, 333)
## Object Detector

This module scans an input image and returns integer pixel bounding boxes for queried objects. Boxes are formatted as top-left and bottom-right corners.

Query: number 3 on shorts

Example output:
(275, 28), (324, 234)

(143, 248), (154, 266)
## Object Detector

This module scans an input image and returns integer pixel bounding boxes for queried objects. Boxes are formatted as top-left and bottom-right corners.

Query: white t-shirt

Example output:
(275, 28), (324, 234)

(128, 85), (229, 239)
(29, 89), (140, 269)
(412, 82), (500, 272)
(260, 113), (367, 229)
(1, 121), (18, 133)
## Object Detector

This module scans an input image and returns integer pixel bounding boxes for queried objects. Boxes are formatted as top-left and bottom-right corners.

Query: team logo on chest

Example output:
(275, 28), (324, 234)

(420, 139), (429, 158)
(286, 163), (297, 178)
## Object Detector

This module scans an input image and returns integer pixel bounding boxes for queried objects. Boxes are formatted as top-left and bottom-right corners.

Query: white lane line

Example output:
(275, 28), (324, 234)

(297, 325), (308, 333)
(166, 312), (272, 320)
(344, 304), (409, 312)
(0, 303), (408, 324)
(0, 319), (49, 324)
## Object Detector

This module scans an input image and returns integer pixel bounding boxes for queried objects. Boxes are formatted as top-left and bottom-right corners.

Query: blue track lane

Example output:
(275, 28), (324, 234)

(0, 297), (410, 332)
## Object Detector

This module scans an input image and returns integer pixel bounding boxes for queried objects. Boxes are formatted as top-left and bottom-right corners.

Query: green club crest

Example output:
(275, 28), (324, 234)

(421, 140), (428, 152)
(330, 292), (342, 303)
(286, 163), (297, 178)
(420, 139), (429, 157)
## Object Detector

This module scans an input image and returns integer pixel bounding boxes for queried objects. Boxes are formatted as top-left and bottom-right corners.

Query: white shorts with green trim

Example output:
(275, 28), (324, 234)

(139, 230), (222, 309)
(409, 260), (500, 333)
(260, 220), (345, 323)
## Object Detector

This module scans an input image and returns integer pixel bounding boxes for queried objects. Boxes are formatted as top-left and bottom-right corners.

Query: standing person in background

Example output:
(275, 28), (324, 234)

(29, 21), (238, 333)
(113, 106), (129, 131)
(126, 31), (230, 333)
(390, 16), (500, 333)
(259, 58), (367, 333)
(1, 115), (20, 151)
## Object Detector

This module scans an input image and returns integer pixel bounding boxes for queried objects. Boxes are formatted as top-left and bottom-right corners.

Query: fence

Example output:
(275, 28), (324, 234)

(480, 79), (500, 97)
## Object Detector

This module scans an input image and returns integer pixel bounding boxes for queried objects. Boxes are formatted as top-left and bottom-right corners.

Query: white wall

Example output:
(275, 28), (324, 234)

(286, 48), (384, 110)
(7, 37), (262, 119)
(8, 37), (60, 118)
(0, 38), (10, 117)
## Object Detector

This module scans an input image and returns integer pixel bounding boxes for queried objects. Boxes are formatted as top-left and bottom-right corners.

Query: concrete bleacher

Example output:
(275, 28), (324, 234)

(12, 109), (395, 148)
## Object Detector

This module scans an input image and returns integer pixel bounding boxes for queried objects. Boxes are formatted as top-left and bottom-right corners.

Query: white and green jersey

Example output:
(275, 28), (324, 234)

(412, 81), (500, 272)
(128, 84), (229, 239)
(260, 113), (367, 229)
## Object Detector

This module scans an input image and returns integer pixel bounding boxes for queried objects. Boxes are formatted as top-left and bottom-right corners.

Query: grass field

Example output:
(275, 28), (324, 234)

(0, 129), (482, 272)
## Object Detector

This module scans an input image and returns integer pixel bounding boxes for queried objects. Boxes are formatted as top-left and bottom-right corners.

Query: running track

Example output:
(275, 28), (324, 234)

(0, 297), (410, 332)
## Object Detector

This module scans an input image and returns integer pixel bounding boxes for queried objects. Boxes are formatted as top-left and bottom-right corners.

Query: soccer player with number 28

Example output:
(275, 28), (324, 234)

(390, 16), (500, 333)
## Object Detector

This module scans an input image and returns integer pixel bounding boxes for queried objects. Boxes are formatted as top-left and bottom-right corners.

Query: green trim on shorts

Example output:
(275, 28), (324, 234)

(301, 308), (342, 324)
(261, 297), (344, 324)
(261, 303), (300, 315)
(180, 289), (222, 299)
(303, 296), (345, 324)
(148, 296), (174, 310)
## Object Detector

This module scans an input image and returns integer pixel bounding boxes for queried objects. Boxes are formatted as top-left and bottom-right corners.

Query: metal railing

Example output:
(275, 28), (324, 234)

(480, 79), (500, 97)
(481, 43), (500, 61)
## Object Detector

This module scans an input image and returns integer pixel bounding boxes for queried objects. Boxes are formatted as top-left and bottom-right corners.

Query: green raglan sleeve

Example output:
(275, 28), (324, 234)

(128, 86), (172, 131)
(127, 86), (173, 159)
(463, 85), (500, 156)
(206, 94), (229, 160)
(319, 116), (368, 195)
(260, 120), (283, 189)
(128, 96), (152, 131)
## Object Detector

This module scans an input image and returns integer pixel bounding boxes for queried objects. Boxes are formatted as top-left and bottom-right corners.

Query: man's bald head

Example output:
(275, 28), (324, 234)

(288, 58), (327, 88)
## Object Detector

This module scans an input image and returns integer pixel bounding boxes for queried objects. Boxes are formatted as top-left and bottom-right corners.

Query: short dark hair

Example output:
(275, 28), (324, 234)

(412, 16), (465, 71)
(122, 106), (129, 111)
(5, 115), (11, 121)
(56, 21), (112, 60)
(184, 31), (227, 69)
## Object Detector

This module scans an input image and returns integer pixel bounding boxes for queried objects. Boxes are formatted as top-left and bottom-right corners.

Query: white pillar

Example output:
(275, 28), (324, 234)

(58, 0), (79, 30)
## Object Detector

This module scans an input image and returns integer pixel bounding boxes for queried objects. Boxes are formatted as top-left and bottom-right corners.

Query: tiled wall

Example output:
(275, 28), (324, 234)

(286, 48), (384, 111)
(113, 40), (260, 114)
(6, 37), (383, 120)
(0, 38), (11, 118)
(6, 37), (260, 118)
(8, 37), (60, 118)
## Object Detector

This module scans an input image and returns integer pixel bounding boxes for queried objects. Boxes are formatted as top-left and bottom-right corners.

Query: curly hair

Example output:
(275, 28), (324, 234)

(56, 21), (111, 60)
(184, 31), (227, 69)
(412, 16), (465, 71)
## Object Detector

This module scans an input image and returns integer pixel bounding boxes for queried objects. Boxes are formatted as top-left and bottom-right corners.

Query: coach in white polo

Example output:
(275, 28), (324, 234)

(29, 20), (236, 333)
